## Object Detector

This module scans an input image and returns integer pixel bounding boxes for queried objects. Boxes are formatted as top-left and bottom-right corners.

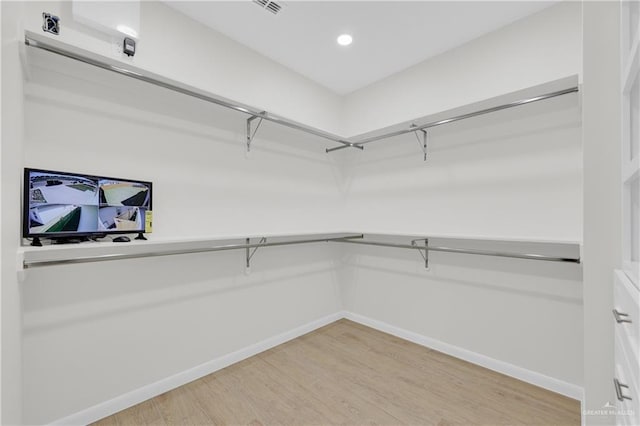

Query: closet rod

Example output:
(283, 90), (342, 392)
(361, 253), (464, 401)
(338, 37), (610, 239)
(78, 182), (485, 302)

(332, 239), (581, 263)
(24, 34), (353, 149)
(22, 234), (364, 269)
(350, 86), (580, 148)
(24, 33), (579, 154)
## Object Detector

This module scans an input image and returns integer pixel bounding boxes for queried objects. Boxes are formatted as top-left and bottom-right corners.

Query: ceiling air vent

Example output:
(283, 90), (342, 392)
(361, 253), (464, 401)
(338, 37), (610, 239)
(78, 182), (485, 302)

(253, 0), (283, 15)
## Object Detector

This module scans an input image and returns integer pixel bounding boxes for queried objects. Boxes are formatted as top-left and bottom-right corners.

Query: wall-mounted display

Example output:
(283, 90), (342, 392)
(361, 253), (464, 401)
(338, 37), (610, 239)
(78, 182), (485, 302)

(23, 168), (152, 243)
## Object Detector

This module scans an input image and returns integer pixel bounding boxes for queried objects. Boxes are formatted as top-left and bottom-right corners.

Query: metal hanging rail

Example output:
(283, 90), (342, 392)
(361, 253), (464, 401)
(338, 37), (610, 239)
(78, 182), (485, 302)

(24, 32), (577, 156)
(21, 233), (364, 269)
(326, 86), (580, 153)
(23, 33), (356, 151)
(331, 237), (581, 265)
(20, 233), (580, 270)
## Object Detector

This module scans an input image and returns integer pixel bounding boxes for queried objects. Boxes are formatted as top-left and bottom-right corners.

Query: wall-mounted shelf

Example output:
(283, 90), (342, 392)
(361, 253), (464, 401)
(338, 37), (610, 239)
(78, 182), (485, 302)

(336, 233), (581, 268)
(22, 31), (356, 153)
(19, 233), (363, 270)
(18, 232), (581, 273)
(23, 31), (579, 157)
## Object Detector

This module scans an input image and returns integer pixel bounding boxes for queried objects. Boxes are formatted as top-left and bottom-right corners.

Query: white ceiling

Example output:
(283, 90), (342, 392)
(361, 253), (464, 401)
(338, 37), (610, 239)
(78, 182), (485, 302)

(165, 1), (557, 95)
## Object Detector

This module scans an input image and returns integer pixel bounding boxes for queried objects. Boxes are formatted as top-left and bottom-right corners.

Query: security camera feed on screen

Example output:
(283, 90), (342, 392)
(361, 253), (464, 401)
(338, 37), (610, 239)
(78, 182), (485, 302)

(98, 206), (145, 231)
(99, 179), (150, 207)
(26, 169), (151, 237)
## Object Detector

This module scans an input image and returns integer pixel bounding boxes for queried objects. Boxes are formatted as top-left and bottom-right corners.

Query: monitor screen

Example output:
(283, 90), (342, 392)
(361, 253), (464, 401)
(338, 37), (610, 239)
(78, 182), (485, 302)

(24, 168), (152, 238)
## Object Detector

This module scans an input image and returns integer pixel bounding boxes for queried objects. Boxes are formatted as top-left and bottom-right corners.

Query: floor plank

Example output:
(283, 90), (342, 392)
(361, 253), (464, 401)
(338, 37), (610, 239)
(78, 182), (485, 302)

(92, 319), (580, 425)
(115, 399), (165, 426)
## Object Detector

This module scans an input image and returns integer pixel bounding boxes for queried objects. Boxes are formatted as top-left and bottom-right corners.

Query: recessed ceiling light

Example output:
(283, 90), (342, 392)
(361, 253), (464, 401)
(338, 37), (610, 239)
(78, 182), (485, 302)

(337, 34), (353, 46)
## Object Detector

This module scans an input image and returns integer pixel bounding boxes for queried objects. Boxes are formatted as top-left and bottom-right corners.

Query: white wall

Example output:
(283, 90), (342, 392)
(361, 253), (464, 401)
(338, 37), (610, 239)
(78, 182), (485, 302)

(20, 47), (345, 424)
(3, 1), (587, 424)
(342, 89), (582, 241)
(343, 1), (582, 137)
(1, 2), (26, 425)
(338, 78), (584, 388)
(582, 2), (621, 424)
(21, 57), (345, 238)
(336, 1), (584, 395)
(22, 248), (343, 424)
(341, 246), (583, 388)
(8, 2), (349, 423)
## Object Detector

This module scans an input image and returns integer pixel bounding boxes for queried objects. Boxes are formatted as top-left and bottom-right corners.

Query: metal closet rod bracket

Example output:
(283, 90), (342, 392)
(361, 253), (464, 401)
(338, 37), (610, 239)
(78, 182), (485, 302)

(411, 125), (428, 161)
(246, 237), (267, 268)
(411, 238), (429, 268)
(246, 114), (265, 154)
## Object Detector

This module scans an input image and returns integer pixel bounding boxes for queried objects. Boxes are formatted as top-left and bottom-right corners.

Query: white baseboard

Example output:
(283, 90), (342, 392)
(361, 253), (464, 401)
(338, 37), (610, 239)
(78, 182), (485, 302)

(49, 311), (344, 426)
(343, 311), (584, 401)
(51, 309), (583, 425)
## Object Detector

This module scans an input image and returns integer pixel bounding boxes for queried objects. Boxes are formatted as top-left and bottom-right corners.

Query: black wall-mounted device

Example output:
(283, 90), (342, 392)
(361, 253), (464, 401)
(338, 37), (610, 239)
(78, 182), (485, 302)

(123, 37), (136, 57)
(42, 12), (60, 35)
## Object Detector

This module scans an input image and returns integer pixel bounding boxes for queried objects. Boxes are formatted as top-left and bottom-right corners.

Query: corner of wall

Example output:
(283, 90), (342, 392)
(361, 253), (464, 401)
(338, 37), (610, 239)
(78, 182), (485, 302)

(1, 1), (26, 424)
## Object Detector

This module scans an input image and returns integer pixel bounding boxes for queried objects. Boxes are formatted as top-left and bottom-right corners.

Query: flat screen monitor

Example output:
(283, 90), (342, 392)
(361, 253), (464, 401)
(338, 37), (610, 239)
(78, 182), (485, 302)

(23, 168), (152, 240)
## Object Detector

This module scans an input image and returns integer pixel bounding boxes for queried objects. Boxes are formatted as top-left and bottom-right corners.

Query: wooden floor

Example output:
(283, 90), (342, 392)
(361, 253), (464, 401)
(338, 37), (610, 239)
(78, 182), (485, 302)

(94, 319), (580, 425)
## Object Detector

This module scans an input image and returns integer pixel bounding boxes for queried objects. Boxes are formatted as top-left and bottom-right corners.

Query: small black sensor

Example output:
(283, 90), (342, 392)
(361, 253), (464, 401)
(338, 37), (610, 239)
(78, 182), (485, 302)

(42, 12), (60, 35)
(123, 37), (136, 57)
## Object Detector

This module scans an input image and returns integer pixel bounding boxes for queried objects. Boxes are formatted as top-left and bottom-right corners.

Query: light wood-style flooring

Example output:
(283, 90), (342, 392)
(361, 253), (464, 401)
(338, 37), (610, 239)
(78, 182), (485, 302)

(94, 319), (580, 425)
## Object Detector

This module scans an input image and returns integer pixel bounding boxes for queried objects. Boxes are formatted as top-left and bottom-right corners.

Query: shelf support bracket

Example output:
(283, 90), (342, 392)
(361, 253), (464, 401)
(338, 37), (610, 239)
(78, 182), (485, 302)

(246, 237), (267, 269)
(246, 115), (264, 154)
(411, 124), (428, 161)
(411, 238), (429, 269)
